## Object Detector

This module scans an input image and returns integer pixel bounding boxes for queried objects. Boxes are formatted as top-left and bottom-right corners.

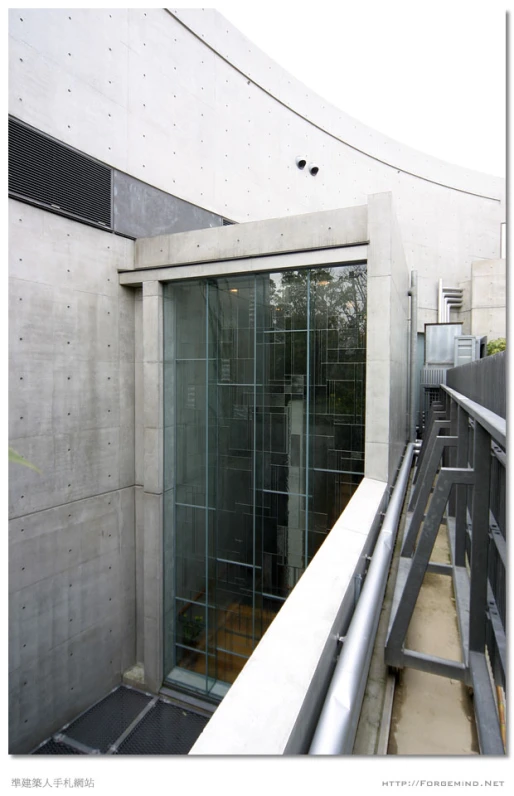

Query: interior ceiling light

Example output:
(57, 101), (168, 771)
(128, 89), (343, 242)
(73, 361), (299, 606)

(295, 156), (306, 169)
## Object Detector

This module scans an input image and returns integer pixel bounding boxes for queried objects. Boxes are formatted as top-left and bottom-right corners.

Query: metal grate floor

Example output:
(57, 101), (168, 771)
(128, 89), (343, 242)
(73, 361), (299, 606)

(33, 738), (86, 755)
(117, 700), (208, 755)
(31, 686), (210, 756)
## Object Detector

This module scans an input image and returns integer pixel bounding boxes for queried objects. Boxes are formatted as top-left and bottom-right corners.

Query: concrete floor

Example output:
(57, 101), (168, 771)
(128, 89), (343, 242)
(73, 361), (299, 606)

(387, 524), (479, 755)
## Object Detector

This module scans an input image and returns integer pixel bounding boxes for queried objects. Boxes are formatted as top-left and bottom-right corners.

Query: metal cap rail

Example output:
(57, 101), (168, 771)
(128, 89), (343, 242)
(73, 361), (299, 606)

(309, 442), (416, 755)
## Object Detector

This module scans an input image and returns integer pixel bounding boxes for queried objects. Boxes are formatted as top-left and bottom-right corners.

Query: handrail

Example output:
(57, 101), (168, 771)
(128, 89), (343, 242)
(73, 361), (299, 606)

(309, 442), (415, 755)
(441, 385), (506, 447)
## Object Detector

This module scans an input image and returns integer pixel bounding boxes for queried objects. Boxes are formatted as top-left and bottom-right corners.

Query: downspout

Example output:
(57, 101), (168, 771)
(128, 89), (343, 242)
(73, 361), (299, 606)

(438, 278), (444, 323)
(309, 442), (415, 755)
(408, 271), (418, 442)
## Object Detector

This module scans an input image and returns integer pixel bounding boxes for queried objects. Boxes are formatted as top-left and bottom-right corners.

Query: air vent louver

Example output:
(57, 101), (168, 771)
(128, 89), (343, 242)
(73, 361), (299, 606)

(9, 118), (112, 229)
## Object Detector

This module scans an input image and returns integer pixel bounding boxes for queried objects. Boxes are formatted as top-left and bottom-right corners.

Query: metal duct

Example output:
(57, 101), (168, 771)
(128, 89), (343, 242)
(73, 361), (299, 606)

(438, 280), (463, 323)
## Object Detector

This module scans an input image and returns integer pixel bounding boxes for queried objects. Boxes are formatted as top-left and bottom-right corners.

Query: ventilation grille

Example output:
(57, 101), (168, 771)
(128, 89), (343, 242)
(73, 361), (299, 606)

(9, 118), (112, 229)
(420, 366), (449, 386)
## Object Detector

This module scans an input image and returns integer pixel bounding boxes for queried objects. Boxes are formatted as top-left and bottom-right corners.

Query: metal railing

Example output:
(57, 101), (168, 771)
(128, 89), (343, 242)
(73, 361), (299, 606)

(386, 385), (506, 754)
(309, 443), (416, 754)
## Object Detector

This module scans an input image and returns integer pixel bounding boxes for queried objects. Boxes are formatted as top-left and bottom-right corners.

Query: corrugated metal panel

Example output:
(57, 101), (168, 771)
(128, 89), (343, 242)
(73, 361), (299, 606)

(420, 367), (449, 386)
(9, 117), (112, 229)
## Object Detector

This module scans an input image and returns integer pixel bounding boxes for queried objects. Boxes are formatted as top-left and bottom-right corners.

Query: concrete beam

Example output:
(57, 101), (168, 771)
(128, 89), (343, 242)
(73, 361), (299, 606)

(133, 206), (368, 270)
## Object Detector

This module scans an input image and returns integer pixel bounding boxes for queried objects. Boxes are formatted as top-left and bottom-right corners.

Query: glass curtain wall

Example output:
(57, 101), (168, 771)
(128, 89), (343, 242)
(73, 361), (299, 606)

(163, 264), (366, 697)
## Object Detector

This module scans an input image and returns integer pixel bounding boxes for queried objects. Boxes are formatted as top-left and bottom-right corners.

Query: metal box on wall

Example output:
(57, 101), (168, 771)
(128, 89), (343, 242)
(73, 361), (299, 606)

(454, 335), (487, 367)
(424, 323), (463, 366)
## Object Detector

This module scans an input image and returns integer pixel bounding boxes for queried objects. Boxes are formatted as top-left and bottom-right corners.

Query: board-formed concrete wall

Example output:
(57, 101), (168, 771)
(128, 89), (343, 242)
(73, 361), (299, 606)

(8, 200), (136, 752)
(469, 259), (506, 341)
(9, 7), (505, 330)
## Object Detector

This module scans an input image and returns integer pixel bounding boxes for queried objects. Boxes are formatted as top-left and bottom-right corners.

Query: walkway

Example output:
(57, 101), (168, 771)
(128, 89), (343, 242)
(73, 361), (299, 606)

(387, 522), (478, 754)
(354, 475), (479, 755)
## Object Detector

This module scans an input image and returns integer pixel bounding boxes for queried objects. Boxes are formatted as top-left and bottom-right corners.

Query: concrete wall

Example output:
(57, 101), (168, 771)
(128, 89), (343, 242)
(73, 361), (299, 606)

(113, 170), (224, 239)
(457, 259), (506, 339)
(469, 259), (506, 341)
(9, 8), (505, 330)
(8, 200), (136, 752)
(365, 194), (410, 483)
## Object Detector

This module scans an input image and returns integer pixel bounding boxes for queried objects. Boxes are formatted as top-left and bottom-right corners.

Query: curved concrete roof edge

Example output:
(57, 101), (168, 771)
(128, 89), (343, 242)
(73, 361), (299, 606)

(168, 8), (504, 202)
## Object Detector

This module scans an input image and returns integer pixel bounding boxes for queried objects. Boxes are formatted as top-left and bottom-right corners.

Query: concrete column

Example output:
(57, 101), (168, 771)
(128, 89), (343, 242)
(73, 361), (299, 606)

(142, 280), (164, 692)
(365, 193), (409, 484)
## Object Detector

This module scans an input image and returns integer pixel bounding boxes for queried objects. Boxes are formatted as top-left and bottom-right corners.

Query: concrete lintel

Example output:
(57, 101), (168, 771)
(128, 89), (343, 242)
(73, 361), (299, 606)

(120, 244), (368, 286)
(133, 206), (368, 270)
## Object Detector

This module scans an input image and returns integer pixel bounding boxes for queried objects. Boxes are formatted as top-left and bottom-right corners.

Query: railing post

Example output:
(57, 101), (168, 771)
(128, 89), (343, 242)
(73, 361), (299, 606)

(469, 422), (491, 654)
(447, 398), (458, 512)
(454, 405), (468, 568)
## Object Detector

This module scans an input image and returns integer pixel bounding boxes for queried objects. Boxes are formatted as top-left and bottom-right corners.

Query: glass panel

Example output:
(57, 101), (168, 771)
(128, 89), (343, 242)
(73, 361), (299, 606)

(163, 263), (367, 697)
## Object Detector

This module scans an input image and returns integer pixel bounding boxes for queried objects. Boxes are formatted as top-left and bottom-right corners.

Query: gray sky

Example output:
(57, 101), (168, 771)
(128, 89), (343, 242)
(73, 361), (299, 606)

(217, 1), (506, 177)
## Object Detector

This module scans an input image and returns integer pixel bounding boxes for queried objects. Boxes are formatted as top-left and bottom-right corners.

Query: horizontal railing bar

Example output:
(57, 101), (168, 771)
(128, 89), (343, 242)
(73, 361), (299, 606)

(400, 649), (468, 683)
(426, 561), (452, 576)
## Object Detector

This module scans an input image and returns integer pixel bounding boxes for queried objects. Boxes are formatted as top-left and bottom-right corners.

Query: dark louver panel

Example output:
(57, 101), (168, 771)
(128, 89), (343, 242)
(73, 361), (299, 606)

(9, 118), (112, 229)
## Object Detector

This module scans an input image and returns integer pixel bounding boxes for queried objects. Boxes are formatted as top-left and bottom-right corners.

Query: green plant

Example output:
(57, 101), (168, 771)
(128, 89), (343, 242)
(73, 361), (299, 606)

(180, 614), (204, 645)
(487, 338), (506, 356)
(8, 447), (41, 473)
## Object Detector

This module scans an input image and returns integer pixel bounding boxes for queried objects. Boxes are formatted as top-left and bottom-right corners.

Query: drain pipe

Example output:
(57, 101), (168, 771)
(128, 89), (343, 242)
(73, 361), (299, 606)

(309, 442), (415, 755)
(408, 271), (418, 442)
